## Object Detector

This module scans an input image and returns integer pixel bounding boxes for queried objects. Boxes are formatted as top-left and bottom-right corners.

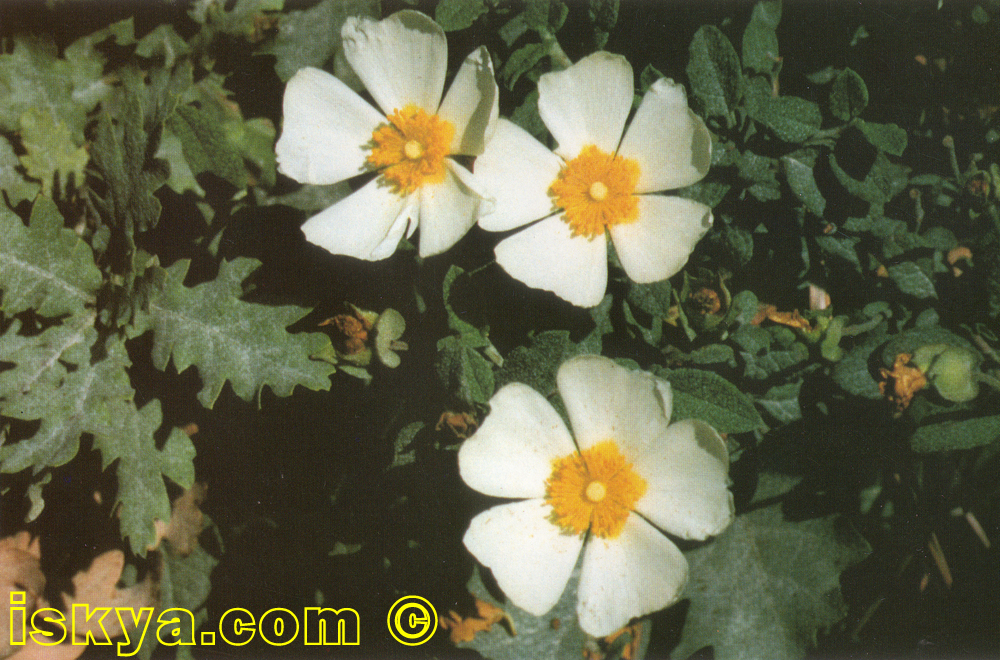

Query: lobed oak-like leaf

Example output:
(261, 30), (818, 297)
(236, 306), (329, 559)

(0, 198), (102, 317)
(140, 258), (335, 408)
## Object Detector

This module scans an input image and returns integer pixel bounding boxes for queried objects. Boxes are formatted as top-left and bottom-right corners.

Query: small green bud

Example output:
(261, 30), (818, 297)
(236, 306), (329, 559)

(912, 343), (980, 403)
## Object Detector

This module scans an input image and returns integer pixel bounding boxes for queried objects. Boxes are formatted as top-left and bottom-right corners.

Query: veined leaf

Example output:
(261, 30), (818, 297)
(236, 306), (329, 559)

(0, 325), (132, 475)
(18, 107), (89, 197)
(742, 0), (782, 74)
(0, 135), (41, 205)
(261, 0), (379, 82)
(0, 197), (102, 317)
(672, 473), (871, 660)
(141, 258), (335, 408)
(98, 400), (195, 555)
(436, 0), (488, 31)
(687, 25), (742, 119)
(654, 367), (764, 434)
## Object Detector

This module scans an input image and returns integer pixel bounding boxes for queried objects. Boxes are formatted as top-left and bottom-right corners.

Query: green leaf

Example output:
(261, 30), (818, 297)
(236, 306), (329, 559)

(501, 42), (549, 90)
(387, 422), (425, 471)
(511, 89), (546, 138)
(155, 128), (206, 197)
(0, 328), (132, 475)
(832, 332), (885, 398)
(496, 330), (582, 395)
(745, 78), (822, 143)
(829, 67), (868, 121)
(190, 0), (284, 37)
(141, 258), (335, 408)
(639, 63), (665, 94)
(815, 235), (861, 268)
(524, 0), (569, 33)
(654, 367), (764, 434)
(435, 0), (488, 31)
(829, 152), (909, 207)
(137, 528), (219, 659)
(0, 197), (101, 316)
(856, 120), (908, 156)
(262, 0), (378, 82)
(782, 149), (826, 217)
(99, 401), (195, 554)
(689, 344), (737, 366)
(627, 279), (672, 319)
(686, 25), (742, 118)
(18, 108), (89, 197)
(442, 266), (488, 346)
(757, 381), (803, 424)
(589, 0), (620, 48)
(135, 24), (191, 67)
(0, 35), (106, 141)
(167, 104), (248, 190)
(742, 0), (782, 74)
(91, 68), (164, 234)
(887, 261), (937, 299)
(673, 473), (871, 660)
(0, 135), (41, 205)
(911, 416), (1000, 453)
(436, 335), (495, 406)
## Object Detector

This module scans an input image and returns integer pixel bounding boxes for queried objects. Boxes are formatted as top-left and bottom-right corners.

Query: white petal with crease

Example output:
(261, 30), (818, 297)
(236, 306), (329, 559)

(459, 383), (575, 499)
(618, 78), (712, 193)
(576, 517), (688, 637)
(609, 195), (712, 284)
(300, 177), (413, 260)
(556, 356), (672, 460)
(464, 500), (583, 616)
(633, 420), (734, 540)
(275, 67), (384, 185)
(342, 11), (447, 115)
(494, 216), (607, 307)
(437, 47), (499, 156)
(537, 52), (633, 159)
(416, 160), (482, 257)
(475, 119), (562, 232)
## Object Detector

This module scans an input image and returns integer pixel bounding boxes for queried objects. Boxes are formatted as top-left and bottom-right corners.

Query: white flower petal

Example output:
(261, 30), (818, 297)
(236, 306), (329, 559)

(475, 119), (562, 232)
(633, 420), (734, 540)
(416, 160), (482, 257)
(301, 177), (414, 260)
(618, 78), (712, 193)
(494, 216), (608, 307)
(556, 355), (672, 460)
(463, 500), (583, 616)
(341, 10), (447, 115)
(437, 47), (499, 156)
(537, 52), (633, 160)
(609, 195), (713, 283)
(576, 516), (688, 637)
(459, 383), (575, 499)
(275, 67), (384, 185)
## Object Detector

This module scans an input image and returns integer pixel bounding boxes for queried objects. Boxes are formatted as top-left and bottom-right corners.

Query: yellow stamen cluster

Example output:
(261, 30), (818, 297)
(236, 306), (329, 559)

(549, 145), (641, 239)
(367, 104), (454, 195)
(545, 440), (647, 539)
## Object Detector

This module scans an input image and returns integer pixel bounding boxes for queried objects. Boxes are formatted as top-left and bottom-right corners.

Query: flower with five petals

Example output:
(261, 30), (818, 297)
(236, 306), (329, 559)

(458, 355), (734, 636)
(275, 11), (498, 260)
(474, 52), (713, 307)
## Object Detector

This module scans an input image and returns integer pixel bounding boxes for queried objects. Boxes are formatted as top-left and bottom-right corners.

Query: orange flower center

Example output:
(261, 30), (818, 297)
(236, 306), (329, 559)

(548, 145), (641, 239)
(367, 104), (454, 195)
(545, 440), (647, 539)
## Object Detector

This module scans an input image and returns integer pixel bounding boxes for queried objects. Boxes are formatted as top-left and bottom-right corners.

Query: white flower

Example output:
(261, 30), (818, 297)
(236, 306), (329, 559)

(458, 355), (733, 637)
(275, 11), (498, 260)
(474, 52), (713, 307)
